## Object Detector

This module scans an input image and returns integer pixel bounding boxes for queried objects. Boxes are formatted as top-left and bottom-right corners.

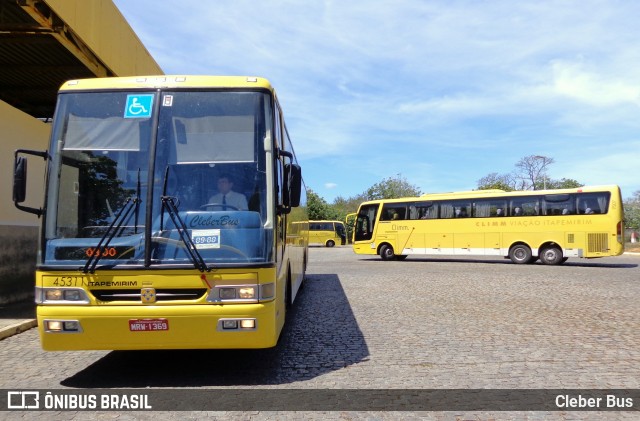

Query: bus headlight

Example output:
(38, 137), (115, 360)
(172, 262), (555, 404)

(218, 318), (257, 331)
(240, 319), (255, 329)
(36, 287), (89, 304)
(238, 287), (255, 299)
(219, 288), (237, 300)
(207, 285), (259, 303)
(44, 319), (83, 333)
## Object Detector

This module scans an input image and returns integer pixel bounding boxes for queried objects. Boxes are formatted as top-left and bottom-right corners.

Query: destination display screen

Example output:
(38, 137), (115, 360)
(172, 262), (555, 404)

(54, 246), (135, 261)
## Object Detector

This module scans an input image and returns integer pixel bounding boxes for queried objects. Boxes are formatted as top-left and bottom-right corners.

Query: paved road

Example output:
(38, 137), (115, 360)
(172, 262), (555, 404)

(1, 247), (639, 420)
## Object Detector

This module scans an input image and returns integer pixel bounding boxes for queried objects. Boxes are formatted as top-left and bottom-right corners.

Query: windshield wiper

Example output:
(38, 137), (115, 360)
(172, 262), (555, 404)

(81, 197), (139, 274)
(160, 195), (210, 272)
(134, 168), (142, 234)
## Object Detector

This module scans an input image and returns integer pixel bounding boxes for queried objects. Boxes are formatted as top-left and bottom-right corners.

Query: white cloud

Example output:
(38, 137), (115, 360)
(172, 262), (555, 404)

(550, 60), (640, 107)
(113, 0), (640, 201)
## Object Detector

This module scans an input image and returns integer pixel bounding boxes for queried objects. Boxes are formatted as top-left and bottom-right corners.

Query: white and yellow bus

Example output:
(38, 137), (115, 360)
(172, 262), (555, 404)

(352, 185), (624, 265)
(309, 220), (346, 247)
(13, 76), (308, 350)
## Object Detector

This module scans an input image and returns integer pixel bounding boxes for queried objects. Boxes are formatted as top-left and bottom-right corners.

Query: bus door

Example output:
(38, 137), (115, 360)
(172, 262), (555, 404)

(334, 222), (346, 245)
(379, 203), (412, 253)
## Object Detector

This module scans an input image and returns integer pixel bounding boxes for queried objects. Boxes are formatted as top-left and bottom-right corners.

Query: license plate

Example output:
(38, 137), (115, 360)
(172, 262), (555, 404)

(129, 319), (169, 332)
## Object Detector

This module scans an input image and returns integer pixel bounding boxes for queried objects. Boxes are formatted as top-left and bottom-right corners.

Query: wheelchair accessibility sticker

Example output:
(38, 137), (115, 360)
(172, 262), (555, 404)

(124, 94), (154, 118)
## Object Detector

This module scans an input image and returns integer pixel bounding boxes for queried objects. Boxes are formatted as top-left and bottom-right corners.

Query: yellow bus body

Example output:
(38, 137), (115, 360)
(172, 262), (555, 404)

(353, 185), (624, 264)
(26, 75), (308, 350)
(308, 220), (346, 247)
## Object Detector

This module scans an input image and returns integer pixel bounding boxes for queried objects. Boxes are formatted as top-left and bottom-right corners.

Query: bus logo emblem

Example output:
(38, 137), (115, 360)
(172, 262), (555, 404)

(141, 288), (156, 304)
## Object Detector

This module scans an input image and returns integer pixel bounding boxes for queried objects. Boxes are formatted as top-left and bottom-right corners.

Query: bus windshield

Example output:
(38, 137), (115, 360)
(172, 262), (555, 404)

(43, 90), (273, 268)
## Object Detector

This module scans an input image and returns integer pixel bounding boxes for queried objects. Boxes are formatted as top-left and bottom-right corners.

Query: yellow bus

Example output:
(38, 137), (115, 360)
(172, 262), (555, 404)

(309, 220), (346, 247)
(12, 76), (308, 350)
(352, 185), (624, 265)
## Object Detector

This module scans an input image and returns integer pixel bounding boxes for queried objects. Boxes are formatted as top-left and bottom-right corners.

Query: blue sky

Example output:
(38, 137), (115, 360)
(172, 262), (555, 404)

(112, 0), (640, 202)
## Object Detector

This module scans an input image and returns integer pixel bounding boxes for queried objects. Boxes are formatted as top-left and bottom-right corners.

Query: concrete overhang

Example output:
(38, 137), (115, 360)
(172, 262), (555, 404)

(0, 0), (163, 119)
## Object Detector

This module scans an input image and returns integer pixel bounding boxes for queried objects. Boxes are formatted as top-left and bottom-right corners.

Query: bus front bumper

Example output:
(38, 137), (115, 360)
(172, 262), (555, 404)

(352, 243), (377, 255)
(37, 301), (278, 351)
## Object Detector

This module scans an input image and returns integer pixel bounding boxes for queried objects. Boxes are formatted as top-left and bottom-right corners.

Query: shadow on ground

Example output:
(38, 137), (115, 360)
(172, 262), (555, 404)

(61, 273), (369, 387)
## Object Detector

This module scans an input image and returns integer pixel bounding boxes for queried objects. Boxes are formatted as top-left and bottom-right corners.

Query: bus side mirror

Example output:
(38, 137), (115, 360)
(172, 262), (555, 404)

(13, 149), (48, 217)
(284, 163), (302, 208)
(13, 156), (27, 203)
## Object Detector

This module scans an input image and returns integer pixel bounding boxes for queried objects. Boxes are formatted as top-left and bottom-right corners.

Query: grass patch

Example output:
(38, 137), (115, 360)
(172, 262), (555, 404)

(626, 242), (640, 253)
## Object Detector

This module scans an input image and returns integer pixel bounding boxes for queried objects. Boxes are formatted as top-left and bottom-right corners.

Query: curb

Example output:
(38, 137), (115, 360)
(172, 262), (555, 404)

(0, 320), (37, 341)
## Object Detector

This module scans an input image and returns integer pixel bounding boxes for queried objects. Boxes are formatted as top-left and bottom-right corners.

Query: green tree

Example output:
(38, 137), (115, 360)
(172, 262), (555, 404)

(624, 190), (640, 230)
(307, 189), (339, 221)
(477, 155), (584, 191)
(477, 173), (516, 191)
(516, 155), (555, 190)
(545, 178), (583, 190)
(331, 194), (367, 243)
(332, 194), (366, 220)
(364, 174), (422, 200)
(307, 175), (422, 243)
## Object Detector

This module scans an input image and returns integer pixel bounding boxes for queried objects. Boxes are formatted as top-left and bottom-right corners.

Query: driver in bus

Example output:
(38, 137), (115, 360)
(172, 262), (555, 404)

(206, 173), (248, 211)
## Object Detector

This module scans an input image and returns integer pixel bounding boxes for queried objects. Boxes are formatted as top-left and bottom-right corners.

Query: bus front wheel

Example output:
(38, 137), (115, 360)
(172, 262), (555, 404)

(509, 244), (532, 264)
(539, 246), (563, 265)
(379, 244), (395, 261)
(326, 240), (335, 247)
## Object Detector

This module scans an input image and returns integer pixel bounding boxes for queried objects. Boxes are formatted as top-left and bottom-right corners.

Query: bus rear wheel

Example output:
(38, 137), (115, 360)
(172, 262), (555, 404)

(539, 246), (564, 265)
(509, 244), (532, 264)
(379, 244), (396, 261)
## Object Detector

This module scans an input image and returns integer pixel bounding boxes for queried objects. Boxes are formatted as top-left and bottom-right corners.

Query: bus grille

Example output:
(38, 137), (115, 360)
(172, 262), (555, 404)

(587, 233), (608, 253)
(91, 289), (208, 302)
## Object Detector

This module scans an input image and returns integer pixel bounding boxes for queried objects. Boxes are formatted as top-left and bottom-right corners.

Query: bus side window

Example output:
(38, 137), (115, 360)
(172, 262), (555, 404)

(474, 200), (506, 217)
(455, 207), (468, 218)
(382, 205), (407, 220)
(440, 202), (454, 219)
(510, 199), (539, 216)
(414, 202), (436, 219)
(409, 205), (419, 220)
(578, 192), (608, 214)
(543, 194), (575, 215)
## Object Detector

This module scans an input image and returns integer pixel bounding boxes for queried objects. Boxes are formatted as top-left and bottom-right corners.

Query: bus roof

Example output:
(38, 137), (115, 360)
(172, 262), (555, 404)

(420, 189), (505, 197)
(59, 75), (274, 92)
(360, 185), (621, 205)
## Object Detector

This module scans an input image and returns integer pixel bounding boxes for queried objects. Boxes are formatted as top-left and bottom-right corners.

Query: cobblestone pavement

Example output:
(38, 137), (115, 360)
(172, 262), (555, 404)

(1, 247), (639, 420)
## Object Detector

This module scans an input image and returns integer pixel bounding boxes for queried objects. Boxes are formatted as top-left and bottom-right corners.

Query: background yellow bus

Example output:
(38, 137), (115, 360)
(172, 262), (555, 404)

(352, 185), (624, 265)
(309, 220), (346, 247)
(13, 75), (308, 350)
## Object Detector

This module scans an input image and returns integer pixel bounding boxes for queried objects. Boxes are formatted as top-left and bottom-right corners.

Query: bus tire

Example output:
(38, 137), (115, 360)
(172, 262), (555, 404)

(326, 240), (335, 247)
(539, 246), (563, 265)
(379, 244), (395, 261)
(509, 244), (532, 264)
